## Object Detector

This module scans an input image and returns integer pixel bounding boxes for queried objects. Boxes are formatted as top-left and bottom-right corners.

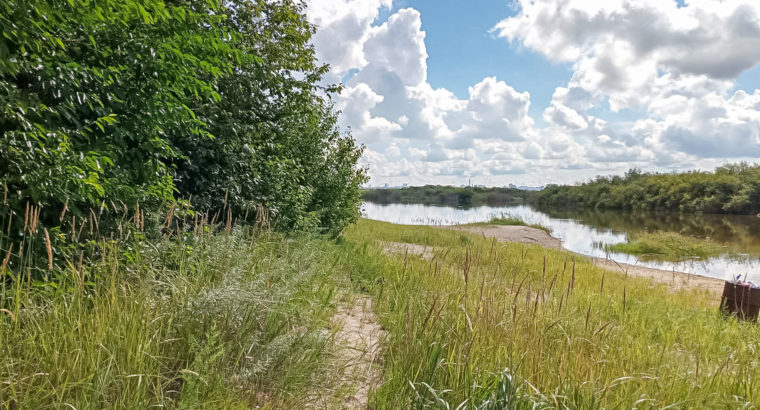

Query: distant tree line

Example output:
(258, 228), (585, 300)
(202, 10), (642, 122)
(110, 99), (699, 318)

(1, 0), (366, 236)
(363, 185), (535, 207)
(536, 163), (760, 215)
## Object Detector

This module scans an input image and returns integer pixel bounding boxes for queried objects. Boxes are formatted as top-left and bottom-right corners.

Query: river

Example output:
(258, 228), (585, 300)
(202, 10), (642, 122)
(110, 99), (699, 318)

(362, 202), (760, 283)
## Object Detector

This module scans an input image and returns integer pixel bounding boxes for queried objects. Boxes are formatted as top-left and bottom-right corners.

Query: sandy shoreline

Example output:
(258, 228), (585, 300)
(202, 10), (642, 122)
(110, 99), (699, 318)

(453, 225), (725, 295)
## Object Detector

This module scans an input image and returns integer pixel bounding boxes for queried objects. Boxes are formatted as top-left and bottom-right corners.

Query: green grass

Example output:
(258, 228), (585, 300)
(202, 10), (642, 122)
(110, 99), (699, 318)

(340, 219), (760, 408)
(467, 215), (552, 233)
(604, 231), (726, 261)
(4, 214), (760, 408)
(0, 227), (354, 408)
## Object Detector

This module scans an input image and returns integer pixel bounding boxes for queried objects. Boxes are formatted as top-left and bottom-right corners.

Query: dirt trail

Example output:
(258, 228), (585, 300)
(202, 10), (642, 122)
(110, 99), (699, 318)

(315, 297), (385, 409)
(453, 225), (724, 295)
(379, 241), (433, 259)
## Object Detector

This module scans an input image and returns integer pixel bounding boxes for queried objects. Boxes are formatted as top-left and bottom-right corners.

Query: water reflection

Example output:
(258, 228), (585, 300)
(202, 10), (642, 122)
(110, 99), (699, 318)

(362, 202), (760, 283)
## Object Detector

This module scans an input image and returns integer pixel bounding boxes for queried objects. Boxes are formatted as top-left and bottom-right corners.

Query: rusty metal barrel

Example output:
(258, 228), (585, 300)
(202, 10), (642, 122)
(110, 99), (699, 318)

(721, 281), (760, 321)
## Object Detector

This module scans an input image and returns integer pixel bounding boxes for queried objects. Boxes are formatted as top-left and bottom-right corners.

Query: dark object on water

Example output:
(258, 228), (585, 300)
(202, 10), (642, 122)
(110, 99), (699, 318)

(721, 281), (760, 321)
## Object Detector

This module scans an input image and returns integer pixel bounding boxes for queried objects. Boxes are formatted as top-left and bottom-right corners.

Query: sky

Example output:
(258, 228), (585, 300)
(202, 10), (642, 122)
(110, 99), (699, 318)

(305, 0), (760, 187)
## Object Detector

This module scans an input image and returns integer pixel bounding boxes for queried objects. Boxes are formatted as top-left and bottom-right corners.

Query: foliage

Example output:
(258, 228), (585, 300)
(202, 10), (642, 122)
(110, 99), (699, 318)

(537, 163), (760, 215)
(1, 0), (366, 237)
(1, 0), (235, 224)
(172, 0), (367, 234)
(341, 219), (760, 408)
(363, 185), (535, 207)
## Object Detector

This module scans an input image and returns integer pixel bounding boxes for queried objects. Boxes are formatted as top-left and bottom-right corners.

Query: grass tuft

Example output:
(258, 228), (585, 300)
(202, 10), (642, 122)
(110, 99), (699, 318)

(604, 231), (726, 261)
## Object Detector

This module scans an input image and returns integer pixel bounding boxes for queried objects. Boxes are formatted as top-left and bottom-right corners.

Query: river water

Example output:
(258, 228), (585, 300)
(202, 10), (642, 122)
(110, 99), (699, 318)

(362, 202), (760, 283)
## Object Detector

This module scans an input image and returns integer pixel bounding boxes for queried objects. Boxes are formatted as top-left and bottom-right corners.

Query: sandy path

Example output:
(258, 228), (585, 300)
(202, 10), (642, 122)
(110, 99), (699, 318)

(452, 225), (724, 295)
(318, 297), (385, 409)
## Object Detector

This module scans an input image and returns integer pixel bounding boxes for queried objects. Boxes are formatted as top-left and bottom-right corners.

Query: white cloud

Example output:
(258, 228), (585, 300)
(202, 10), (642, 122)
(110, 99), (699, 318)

(308, 0), (760, 186)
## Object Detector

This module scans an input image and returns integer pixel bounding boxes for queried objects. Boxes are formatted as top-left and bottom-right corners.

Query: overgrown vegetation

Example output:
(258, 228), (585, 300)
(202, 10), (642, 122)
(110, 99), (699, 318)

(537, 163), (760, 215)
(341, 219), (760, 408)
(0, 207), (357, 407)
(363, 185), (535, 207)
(603, 231), (726, 262)
(468, 215), (551, 233)
(1, 0), (366, 236)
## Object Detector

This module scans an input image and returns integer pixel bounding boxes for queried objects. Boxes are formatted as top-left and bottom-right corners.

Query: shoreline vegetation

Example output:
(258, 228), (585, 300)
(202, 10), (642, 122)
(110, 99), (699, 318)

(537, 163), (760, 215)
(362, 185), (536, 207)
(467, 214), (552, 233)
(602, 231), (728, 262)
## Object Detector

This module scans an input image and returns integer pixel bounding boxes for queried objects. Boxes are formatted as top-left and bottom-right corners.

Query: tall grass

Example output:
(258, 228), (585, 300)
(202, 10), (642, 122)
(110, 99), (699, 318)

(0, 196), (350, 408)
(469, 214), (551, 233)
(342, 219), (760, 408)
(604, 231), (726, 261)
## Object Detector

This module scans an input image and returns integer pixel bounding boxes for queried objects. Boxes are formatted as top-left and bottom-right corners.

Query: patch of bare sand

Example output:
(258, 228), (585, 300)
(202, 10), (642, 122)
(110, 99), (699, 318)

(453, 225), (562, 249)
(379, 241), (434, 259)
(450, 225), (724, 295)
(310, 297), (385, 409)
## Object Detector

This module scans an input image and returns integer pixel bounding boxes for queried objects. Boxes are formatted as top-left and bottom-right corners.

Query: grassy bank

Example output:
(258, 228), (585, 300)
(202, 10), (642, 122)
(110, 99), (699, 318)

(604, 231), (726, 261)
(468, 215), (552, 233)
(5, 217), (760, 408)
(0, 227), (356, 408)
(341, 219), (760, 408)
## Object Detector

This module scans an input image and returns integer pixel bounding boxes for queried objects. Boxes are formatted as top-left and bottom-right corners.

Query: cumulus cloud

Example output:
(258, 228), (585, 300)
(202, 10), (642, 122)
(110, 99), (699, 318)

(307, 0), (760, 186)
(494, 0), (760, 169)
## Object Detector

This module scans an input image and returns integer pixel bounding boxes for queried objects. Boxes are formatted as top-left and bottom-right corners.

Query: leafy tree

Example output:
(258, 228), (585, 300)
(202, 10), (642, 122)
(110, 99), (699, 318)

(536, 163), (760, 215)
(1, 0), (236, 225)
(171, 0), (367, 234)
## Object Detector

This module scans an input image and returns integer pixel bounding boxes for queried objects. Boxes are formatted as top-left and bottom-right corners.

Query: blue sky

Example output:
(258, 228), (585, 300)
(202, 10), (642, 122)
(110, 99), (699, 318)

(390, 0), (573, 122)
(307, 0), (760, 186)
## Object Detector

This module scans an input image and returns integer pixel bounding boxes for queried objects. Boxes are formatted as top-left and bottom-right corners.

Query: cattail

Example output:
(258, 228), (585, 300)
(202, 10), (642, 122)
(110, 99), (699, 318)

(44, 228), (53, 270)
(600, 270), (605, 294)
(59, 197), (69, 222)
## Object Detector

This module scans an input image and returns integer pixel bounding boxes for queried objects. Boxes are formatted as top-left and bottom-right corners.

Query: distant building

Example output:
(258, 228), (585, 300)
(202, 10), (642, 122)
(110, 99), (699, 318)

(508, 183), (517, 189)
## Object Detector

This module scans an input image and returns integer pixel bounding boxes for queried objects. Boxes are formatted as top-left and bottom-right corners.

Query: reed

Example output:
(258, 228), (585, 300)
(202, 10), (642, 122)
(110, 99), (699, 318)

(341, 219), (760, 408)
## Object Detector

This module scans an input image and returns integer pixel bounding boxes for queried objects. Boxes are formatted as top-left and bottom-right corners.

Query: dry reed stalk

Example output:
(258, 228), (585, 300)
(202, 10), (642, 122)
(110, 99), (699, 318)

(225, 207), (232, 235)
(24, 201), (29, 232)
(622, 287), (626, 311)
(29, 205), (41, 233)
(584, 304), (591, 333)
(134, 203), (141, 230)
(421, 296), (440, 332)
(1, 243), (12, 272)
(600, 270), (606, 294)
(59, 197), (69, 222)
(91, 208), (100, 233)
(44, 228), (53, 270)
(0, 308), (15, 321)
(166, 204), (176, 229)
